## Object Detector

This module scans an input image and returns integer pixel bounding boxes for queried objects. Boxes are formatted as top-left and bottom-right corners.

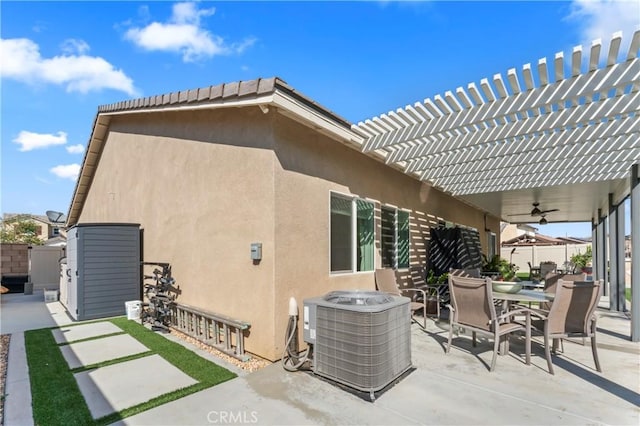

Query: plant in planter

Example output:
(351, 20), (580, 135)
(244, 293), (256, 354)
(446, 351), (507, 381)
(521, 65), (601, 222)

(426, 270), (449, 287)
(570, 246), (593, 273)
(482, 255), (519, 281)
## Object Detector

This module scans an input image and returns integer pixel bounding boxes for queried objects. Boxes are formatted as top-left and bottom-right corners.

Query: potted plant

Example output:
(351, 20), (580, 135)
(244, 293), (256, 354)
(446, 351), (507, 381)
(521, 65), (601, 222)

(482, 255), (519, 281)
(570, 246), (593, 274)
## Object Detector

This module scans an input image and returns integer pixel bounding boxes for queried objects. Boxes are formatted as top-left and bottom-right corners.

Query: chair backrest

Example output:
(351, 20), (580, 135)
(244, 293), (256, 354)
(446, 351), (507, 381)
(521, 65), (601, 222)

(540, 262), (557, 278)
(543, 272), (587, 293)
(547, 279), (601, 335)
(448, 275), (495, 332)
(450, 268), (481, 278)
(375, 269), (401, 296)
(409, 265), (427, 287)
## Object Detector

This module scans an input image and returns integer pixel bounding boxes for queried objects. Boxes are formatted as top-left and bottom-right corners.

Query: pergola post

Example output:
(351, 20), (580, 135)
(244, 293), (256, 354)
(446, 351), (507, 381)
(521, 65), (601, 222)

(594, 209), (607, 295)
(631, 164), (639, 342)
(608, 194), (626, 312)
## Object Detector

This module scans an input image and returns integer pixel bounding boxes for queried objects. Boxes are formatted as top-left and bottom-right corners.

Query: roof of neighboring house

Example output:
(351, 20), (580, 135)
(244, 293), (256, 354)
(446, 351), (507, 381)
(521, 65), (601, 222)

(44, 236), (67, 246)
(3, 213), (52, 225)
(502, 233), (591, 246)
(67, 76), (365, 226)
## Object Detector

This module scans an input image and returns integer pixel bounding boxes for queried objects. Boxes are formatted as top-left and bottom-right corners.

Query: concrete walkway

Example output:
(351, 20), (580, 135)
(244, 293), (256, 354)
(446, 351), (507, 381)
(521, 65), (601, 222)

(2, 291), (74, 426)
(2, 292), (639, 425)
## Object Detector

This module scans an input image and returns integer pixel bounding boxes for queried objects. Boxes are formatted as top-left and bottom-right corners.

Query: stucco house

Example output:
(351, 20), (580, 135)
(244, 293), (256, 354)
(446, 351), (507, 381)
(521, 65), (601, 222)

(2, 213), (66, 242)
(67, 77), (499, 360)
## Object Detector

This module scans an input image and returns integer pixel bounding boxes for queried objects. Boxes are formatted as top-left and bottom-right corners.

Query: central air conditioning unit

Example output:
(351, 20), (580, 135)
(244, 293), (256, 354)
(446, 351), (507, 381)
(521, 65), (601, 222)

(303, 290), (412, 401)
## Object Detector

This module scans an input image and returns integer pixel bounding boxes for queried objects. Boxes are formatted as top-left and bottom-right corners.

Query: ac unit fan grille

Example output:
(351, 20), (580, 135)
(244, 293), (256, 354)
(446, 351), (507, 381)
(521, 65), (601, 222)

(314, 302), (411, 392)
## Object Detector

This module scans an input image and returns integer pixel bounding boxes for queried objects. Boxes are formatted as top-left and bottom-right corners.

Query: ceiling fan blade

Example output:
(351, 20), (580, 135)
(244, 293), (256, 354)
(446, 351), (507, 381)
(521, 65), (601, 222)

(507, 212), (534, 217)
(540, 208), (559, 214)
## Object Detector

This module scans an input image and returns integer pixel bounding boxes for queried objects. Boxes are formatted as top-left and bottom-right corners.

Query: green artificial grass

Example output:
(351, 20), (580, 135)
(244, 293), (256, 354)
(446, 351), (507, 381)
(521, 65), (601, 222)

(25, 318), (237, 426)
(25, 328), (94, 426)
(626, 288), (631, 302)
(109, 317), (236, 385)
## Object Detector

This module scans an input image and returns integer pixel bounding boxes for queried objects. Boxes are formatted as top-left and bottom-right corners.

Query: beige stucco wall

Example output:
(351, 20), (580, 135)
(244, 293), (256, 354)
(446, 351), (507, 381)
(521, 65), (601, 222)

(78, 107), (279, 358)
(77, 106), (499, 360)
(270, 115), (498, 355)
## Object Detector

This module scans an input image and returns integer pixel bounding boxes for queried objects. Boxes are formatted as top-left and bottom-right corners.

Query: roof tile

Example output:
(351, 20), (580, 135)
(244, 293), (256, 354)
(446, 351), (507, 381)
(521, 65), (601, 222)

(257, 77), (277, 94)
(222, 81), (239, 99)
(210, 83), (224, 99)
(197, 87), (210, 101)
(238, 79), (259, 97)
(187, 89), (198, 102)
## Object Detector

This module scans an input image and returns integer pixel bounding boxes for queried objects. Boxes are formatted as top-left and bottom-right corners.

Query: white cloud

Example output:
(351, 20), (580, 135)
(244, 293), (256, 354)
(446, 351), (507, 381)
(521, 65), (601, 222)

(50, 164), (81, 181)
(1, 38), (138, 96)
(60, 38), (90, 55)
(568, 0), (640, 53)
(13, 130), (67, 151)
(66, 144), (85, 154)
(124, 1), (256, 62)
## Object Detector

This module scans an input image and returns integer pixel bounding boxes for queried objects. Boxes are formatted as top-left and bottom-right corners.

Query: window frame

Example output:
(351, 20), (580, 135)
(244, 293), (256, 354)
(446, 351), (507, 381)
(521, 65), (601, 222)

(487, 231), (497, 259)
(329, 192), (375, 275)
(381, 205), (411, 270)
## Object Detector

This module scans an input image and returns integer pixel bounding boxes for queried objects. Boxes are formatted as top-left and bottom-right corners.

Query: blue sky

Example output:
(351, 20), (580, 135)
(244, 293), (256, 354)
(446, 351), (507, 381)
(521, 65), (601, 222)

(1, 0), (638, 238)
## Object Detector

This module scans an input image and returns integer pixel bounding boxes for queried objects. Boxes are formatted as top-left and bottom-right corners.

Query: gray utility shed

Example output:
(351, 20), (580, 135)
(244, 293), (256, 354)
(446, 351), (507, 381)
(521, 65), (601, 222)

(65, 223), (140, 321)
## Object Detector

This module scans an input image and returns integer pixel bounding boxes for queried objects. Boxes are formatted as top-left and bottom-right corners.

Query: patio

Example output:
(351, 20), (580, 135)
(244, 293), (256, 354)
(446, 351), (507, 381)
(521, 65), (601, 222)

(118, 299), (640, 425)
(3, 292), (638, 425)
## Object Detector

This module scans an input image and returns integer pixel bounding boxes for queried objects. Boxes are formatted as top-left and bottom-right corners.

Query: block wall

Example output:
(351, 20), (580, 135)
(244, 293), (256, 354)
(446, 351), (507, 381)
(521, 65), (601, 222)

(1, 243), (29, 275)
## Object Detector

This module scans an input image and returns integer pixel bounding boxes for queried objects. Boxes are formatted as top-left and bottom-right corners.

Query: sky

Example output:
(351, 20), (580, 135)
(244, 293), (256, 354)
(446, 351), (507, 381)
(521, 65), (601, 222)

(1, 0), (638, 239)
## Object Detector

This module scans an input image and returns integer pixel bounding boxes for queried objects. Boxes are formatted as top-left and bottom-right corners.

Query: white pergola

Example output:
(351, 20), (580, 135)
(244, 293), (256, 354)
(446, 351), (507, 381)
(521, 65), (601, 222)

(353, 30), (640, 340)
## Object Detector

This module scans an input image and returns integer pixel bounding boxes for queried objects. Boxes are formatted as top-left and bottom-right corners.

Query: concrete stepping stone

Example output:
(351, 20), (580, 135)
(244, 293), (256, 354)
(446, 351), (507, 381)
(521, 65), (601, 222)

(52, 321), (122, 344)
(75, 354), (198, 419)
(60, 334), (149, 369)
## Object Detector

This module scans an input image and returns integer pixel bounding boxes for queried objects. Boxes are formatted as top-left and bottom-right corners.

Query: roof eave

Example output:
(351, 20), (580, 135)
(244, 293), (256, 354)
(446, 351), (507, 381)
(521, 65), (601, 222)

(66, 84), (365, 226)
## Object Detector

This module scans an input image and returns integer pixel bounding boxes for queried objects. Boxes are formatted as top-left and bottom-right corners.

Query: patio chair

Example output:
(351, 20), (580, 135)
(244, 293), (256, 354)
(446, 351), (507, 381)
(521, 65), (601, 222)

(446, 275), (531, 371)
(375, 268), (427, 328)
(539, 262), (557, 279)
(530, 279), (602, 375)
(409, 266), (441, 318)
(540, 273), (587, 310)
(450, 268), (481, 278)
(527, 262), (541, 280)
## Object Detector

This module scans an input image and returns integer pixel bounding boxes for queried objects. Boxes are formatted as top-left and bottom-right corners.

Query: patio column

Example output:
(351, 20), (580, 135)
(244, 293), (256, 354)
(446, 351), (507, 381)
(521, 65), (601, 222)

(594, 209), (607, 295)
(608, 194), (625, 312)
(631, 164), (639, 342)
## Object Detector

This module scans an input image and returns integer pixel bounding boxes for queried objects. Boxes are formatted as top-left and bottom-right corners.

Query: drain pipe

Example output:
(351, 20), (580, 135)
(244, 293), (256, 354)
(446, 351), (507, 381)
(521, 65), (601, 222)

(281, 297), (311, 371)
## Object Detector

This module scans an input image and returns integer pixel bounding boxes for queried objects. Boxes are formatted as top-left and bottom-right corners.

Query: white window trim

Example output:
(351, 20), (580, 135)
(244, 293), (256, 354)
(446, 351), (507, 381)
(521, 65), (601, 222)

(329, 191), (375, 275)
(381, 205), (411, 271)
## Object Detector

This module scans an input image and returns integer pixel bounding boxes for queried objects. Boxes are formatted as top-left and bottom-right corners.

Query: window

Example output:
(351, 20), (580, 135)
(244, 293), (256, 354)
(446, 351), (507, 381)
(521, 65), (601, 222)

(52, 227), (60, 236)
(487, 231), (497, 259)
(330, 193), (374, 273)
(381, 207), (410, 269)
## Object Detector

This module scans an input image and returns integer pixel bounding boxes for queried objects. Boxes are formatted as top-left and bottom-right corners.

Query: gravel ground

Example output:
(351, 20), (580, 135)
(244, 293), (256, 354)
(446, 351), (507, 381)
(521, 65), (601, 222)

(0, 334), (10, 426)
(169, 327), (271, 372)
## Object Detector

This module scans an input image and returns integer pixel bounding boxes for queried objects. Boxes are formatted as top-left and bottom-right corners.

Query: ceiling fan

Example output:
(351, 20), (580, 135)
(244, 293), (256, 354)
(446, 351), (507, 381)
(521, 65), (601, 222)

(507, 202), (559, 218)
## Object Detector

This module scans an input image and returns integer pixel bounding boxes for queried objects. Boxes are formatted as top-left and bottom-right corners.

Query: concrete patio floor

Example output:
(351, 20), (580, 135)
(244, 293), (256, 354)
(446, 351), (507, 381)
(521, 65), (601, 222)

(2, 291), (639, 425)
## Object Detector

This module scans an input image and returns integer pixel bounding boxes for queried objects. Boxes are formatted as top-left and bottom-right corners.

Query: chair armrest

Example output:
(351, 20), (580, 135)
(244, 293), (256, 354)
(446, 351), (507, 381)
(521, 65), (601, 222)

(418, 284), (441, 296)
(512, 304), (548, 320)
(402, 287), (427, 301)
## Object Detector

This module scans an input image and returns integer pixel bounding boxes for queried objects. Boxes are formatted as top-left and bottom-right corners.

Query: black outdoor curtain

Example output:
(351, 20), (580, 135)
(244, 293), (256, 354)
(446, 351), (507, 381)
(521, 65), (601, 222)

(428, 226), (483, 276)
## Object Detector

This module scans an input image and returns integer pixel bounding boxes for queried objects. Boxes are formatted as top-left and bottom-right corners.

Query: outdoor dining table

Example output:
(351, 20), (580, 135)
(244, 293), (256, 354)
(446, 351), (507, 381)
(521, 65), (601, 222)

(492, 289), (553, 305)
(518, 281), (545, 290)
(492, 289), (554, 355)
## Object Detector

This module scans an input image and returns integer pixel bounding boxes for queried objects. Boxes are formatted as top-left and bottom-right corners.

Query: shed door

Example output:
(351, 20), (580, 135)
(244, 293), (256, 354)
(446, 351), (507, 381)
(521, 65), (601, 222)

(66, 228), (79, 319)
